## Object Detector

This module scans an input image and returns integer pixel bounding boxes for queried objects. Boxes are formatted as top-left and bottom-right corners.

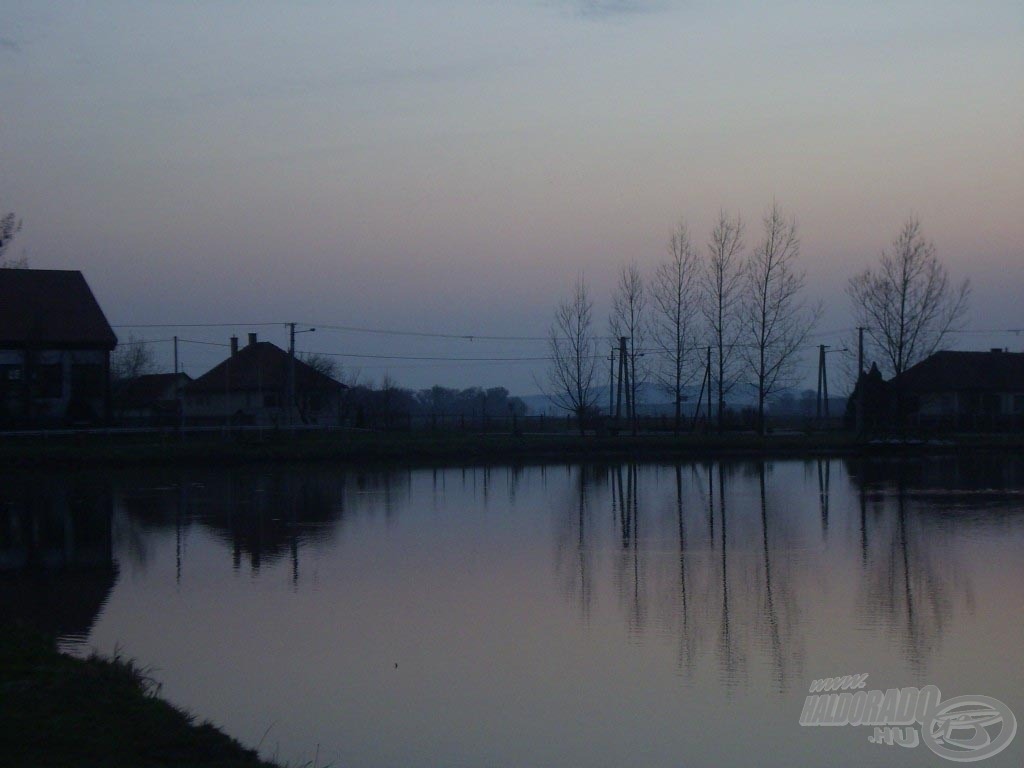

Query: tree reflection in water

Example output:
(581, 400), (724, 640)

(549, 456), (1007, 692)
(6, 455), (1018, 703)
(850, 458), (976, 675)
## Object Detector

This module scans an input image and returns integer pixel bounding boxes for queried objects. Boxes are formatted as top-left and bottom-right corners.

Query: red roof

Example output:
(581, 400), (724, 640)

(188, 342), (344, 394)
(0, 269), (117, 349)
(893, 350), (1024, 392)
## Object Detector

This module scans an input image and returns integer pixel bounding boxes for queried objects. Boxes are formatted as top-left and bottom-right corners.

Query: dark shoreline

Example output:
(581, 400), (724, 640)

(3, 429), (1023, 470)
(0, 625), (280, 768)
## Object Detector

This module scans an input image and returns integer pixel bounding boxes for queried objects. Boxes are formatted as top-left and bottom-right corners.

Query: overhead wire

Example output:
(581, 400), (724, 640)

(111, 321), (1023, 376)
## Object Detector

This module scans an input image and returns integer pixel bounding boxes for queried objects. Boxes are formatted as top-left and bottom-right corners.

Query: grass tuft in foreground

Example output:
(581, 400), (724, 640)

(0, 623), (287, 768)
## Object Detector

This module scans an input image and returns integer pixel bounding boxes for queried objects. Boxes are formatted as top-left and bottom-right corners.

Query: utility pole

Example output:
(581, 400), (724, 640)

(614, 335), (622, 421)
(174, 336), (183, 437)
(622, 339), (633, 429)
(608, 347), (616, 416)
(288, 323), (296, 429)
(691, 352), (708, 432)
(823, 346), (829, 419)
(816, 344), (834, 424)
(856, 326), (865, 433)
(706, 346), (712, 430)
(816, 344), (825, 421)
(287, 324), (316, 430)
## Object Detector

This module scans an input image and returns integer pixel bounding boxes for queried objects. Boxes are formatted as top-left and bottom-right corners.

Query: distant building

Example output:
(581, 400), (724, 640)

(185, 333), (346, 426)
(0, 269), (117, 427)
(893, 349), (1024, 429)
(849, 349), (1024, 431)
(113, 372), (192, 426)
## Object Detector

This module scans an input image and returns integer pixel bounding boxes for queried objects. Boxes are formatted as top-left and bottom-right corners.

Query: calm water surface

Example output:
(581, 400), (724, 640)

(3, 456), (1024, 767)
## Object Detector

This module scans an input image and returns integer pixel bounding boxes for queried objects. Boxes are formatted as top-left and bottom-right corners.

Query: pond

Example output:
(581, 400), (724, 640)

(3, 456), (1023, 767)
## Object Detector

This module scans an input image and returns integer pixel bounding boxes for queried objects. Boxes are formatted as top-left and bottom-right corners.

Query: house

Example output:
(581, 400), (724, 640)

(849, 349), (1024, 431)
(113, 372), (192, 426)
(185, 333), (346, 426)
(0, 269), (117, 427)
(893, 349), (1024, 429)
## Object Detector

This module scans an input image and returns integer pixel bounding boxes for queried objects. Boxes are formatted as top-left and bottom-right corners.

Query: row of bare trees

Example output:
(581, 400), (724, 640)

(0, 211), (26, 268)
(546, 207), (969, 434)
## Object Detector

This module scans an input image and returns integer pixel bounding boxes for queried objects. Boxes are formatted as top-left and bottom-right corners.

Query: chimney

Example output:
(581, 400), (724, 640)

(248, 332), (258, 347)
(230, 336), (239, 356)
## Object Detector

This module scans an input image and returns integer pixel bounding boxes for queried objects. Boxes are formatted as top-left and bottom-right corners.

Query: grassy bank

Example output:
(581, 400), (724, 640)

(0, 625), (281, 768)
(2, 429), (1024, 470)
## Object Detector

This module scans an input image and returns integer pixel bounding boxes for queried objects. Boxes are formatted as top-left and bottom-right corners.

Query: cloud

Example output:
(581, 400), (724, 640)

(0, 37), (20, 53)
(571, 0), (665, 19)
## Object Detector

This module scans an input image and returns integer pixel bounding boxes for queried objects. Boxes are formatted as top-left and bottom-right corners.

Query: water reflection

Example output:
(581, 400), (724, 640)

(0, 477), (116, 646)
(2, 456), (1022, 767)
(547, 456), (1024, 694)
(113, 467), (414, 586)
(7, 458), (1019, 680)
(849, 459), (977, 674)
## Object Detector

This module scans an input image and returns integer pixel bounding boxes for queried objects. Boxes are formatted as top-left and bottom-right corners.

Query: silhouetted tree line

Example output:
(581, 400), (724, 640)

(341, 381), (526, 430)
(547, 208), (969, 435)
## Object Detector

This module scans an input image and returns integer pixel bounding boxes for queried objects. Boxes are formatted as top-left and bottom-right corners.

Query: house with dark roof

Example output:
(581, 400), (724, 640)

(0, 269), (117, 426)
(185, 333), (346, 426)
(113, 372), (192, 426)
(884, 349), (1024, 430)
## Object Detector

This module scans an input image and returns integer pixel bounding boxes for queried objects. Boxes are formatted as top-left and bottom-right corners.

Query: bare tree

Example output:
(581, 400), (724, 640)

(300, 351), (340, 381)
(847, 217), (970, 377)
(609, 262), (647, 432)
(701, 210), (745, 430)
(0, 212), (27, 268)
(544, 276), (600, 435)
(651, 221), (702, 432)
(741, 203), (819, 433)
(111, 333), (159, 382)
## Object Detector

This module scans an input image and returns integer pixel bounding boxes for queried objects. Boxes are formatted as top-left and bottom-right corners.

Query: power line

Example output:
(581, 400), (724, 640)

(112, 322), (284, 329)
(112, 320), (548, 341)
(946, 328), (1023, 335)
(305, 349), (551, 362)
(300, 322), (547, 342)
(114, 337), (174, 346)
(178, 338), (232, 347)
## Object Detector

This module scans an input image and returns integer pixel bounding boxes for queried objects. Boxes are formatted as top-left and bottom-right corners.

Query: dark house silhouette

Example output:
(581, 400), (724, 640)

(844, 362), (890, 430)
(185, 333), (346, 426)
(113, 372), (192, 426)
(0, 269), (117, 427)
(849, 350), (1024, 431)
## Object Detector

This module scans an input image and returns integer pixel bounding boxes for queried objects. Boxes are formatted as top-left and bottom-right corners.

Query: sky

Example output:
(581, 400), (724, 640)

(2, 0), (1022, 394)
